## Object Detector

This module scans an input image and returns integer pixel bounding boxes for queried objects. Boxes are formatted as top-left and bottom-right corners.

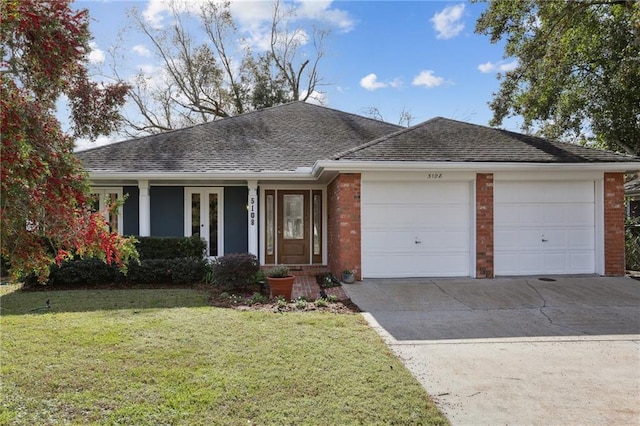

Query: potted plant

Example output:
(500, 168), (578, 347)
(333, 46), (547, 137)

(341, 269), (355, 284)
(266, 266), (295, 301)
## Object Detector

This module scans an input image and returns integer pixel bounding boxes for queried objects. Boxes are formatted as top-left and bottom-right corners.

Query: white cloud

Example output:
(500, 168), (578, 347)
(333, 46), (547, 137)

(74, 134), (121, 152)
(431, 4), (465, 40)
(88, 42), (105, 64)
(143, 0), (354, 33)
(360, 73), (386, 91)
(302, 89), (327, 105)
(360, 73), (402, 91)
(295, 0), (355, 32)
(477, 59), (519, 74)
(412, 70), (445, 88)
(132, 44), (152, 57)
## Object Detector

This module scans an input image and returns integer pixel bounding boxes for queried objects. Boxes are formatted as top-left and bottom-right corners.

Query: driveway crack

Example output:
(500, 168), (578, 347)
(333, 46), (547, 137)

(430, 280), (474, 310)
(526, 280), (589, 335)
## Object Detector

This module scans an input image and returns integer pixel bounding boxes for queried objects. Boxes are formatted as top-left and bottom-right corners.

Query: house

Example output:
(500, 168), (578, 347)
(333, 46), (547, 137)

(77, 102), (640, 279)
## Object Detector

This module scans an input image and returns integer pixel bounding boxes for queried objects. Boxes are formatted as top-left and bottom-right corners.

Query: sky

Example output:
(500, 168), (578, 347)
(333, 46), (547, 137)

(72, 0), (521, 151)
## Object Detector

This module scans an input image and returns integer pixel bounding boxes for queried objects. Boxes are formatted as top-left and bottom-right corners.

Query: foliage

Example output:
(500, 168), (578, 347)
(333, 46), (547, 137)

(316, 272), (341, 288)
(24, 257), (207, 287)
(212, 253), (260, 291)
(266, 265), (291, 278)
(113, 0), (327, 135)
(474, 0), (640, 155)
(135, 236), (206, 260)
(127, 258), (208, 285)
(626, 218), (640, 271)
(0, 0), (134, 283)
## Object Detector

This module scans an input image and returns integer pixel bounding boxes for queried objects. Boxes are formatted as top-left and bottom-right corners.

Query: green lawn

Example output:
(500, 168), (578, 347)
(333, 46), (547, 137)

(0, 285), (448, 425)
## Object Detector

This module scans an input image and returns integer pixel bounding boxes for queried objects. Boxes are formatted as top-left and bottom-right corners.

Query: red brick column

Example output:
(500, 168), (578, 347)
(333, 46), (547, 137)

(476, 173), (494, 278)
(327, 173), (362, 280)
(604, 172), (626, 276)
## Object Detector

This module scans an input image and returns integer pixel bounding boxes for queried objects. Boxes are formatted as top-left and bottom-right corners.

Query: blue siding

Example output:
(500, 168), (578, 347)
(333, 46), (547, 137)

(150, 186), (184, 237)
(123, 186), (139, 236)
(224, 187), (248, 254)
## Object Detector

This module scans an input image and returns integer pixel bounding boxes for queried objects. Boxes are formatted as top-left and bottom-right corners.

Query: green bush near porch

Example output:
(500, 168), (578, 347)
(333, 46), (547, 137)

(21, 237), (208, 287)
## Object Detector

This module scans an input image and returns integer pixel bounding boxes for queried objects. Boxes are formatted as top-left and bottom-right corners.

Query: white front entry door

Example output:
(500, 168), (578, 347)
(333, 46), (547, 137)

(185, 188), (224, 257)
(494, 181), (595, 275)
(361, 180), (472, 278)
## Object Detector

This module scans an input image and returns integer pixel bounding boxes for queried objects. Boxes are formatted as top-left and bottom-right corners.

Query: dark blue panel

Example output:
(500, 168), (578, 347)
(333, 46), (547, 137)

(150, 186), (184, 237)
(224, 187), (248, 254)
(123, 186), (139, 236)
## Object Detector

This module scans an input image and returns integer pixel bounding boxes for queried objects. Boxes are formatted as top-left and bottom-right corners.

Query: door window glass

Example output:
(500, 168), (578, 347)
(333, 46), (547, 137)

(283, 194), (304, 239)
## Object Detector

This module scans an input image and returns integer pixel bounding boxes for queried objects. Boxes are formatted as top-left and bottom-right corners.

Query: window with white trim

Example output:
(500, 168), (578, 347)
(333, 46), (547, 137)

(90, 188), (123, 234)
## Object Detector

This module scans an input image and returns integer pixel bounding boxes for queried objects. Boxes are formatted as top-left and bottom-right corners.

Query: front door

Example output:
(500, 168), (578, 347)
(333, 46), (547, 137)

(277, 190), (310, 264)
(185, 188), (223, 257)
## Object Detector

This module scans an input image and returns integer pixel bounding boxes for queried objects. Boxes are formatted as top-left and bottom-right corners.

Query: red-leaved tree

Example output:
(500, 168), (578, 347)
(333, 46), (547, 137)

(1, 0), (136, 282)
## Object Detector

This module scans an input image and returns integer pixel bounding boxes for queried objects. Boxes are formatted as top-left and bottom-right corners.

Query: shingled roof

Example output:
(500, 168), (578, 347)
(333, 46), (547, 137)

(78, 102), (402, 173)
(336, 117), (639, 163)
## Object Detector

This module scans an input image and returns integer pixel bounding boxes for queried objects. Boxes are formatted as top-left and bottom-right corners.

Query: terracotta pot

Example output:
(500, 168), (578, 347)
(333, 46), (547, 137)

(267, 276), (295, 301)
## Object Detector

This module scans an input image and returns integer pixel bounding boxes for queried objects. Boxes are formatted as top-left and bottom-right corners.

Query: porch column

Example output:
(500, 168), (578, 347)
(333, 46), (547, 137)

(138, 180), (150, 237)
(247, 180), (258, 256)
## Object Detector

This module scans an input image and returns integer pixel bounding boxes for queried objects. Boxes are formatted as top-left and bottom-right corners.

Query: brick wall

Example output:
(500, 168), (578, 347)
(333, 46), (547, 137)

(327, 173), (362, 280)
(604, 172), (626, 276)
(476, 173), (494, 278)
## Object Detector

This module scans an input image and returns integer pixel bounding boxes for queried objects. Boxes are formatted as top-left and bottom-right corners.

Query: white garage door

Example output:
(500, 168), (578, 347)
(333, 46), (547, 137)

(362, 180), (471, 278)
(495, 181), (595, 275)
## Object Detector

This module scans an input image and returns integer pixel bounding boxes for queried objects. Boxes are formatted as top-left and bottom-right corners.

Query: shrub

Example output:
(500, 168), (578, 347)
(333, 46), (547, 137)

(135, 236), (206, 260)
(212, 253), (260, 291)
(127, 258), (208, 284)
(45, 258), (120, 287)
(626, 223), (640, 271)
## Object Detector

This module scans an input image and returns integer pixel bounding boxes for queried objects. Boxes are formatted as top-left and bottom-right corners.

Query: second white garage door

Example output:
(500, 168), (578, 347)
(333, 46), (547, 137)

(494, 181), (596, 275)
(361, 180), (471, 278)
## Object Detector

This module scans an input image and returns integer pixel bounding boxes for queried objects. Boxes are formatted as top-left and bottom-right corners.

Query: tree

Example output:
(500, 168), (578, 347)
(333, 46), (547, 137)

(114, 0), (327, 135)
(474, 0), (640, 155)
(1, 0), (136, 282)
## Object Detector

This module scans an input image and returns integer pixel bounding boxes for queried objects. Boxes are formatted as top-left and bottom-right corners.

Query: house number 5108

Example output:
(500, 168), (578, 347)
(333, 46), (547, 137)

(427, 173), (443, 179)
(250, 196), (256, 226)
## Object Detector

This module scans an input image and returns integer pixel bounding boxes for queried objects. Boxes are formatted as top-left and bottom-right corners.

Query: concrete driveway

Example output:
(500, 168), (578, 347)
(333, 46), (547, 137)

(343, 276), (640, 425)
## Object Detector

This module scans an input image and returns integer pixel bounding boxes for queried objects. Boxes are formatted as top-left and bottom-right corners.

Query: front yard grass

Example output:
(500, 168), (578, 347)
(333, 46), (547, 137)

(0, 285), (448, 425)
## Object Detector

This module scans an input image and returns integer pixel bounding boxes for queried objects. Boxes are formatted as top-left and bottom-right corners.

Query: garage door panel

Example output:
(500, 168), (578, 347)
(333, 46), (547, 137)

(364, 181), (469, 204)
(495, 181), (595, 203)
(495, 181), (595, 276)
(363, 230), (469, 252)
(362, 253), (471, 278)
(362, 180), (471, 278)
(363, 204), (469, 228)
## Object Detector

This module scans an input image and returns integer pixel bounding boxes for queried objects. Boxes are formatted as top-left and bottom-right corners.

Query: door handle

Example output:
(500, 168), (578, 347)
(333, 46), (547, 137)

(415, 239), (422, 244)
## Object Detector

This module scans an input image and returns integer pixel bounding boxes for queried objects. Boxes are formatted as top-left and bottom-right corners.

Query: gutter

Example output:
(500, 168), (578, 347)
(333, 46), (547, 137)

(312, 160), (640, 176)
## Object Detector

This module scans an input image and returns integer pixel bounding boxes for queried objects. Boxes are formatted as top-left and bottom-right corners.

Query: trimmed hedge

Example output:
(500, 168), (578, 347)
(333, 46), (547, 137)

(24, 236), (209, 287)
(135, 235), (206, 260)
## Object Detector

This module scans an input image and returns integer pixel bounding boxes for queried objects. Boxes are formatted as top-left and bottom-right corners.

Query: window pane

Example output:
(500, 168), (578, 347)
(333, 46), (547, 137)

(283, 194), (304, 239)
(89, 194), (100, 213)
(191, 193), (200, 238)
(266, 194), (274, 255)
(209, 193), (218, 257)
(313, 194), (321, 255)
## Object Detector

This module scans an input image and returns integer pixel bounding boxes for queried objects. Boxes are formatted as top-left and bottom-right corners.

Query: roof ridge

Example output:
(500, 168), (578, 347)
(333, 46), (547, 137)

(332, 117), (441, 159)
